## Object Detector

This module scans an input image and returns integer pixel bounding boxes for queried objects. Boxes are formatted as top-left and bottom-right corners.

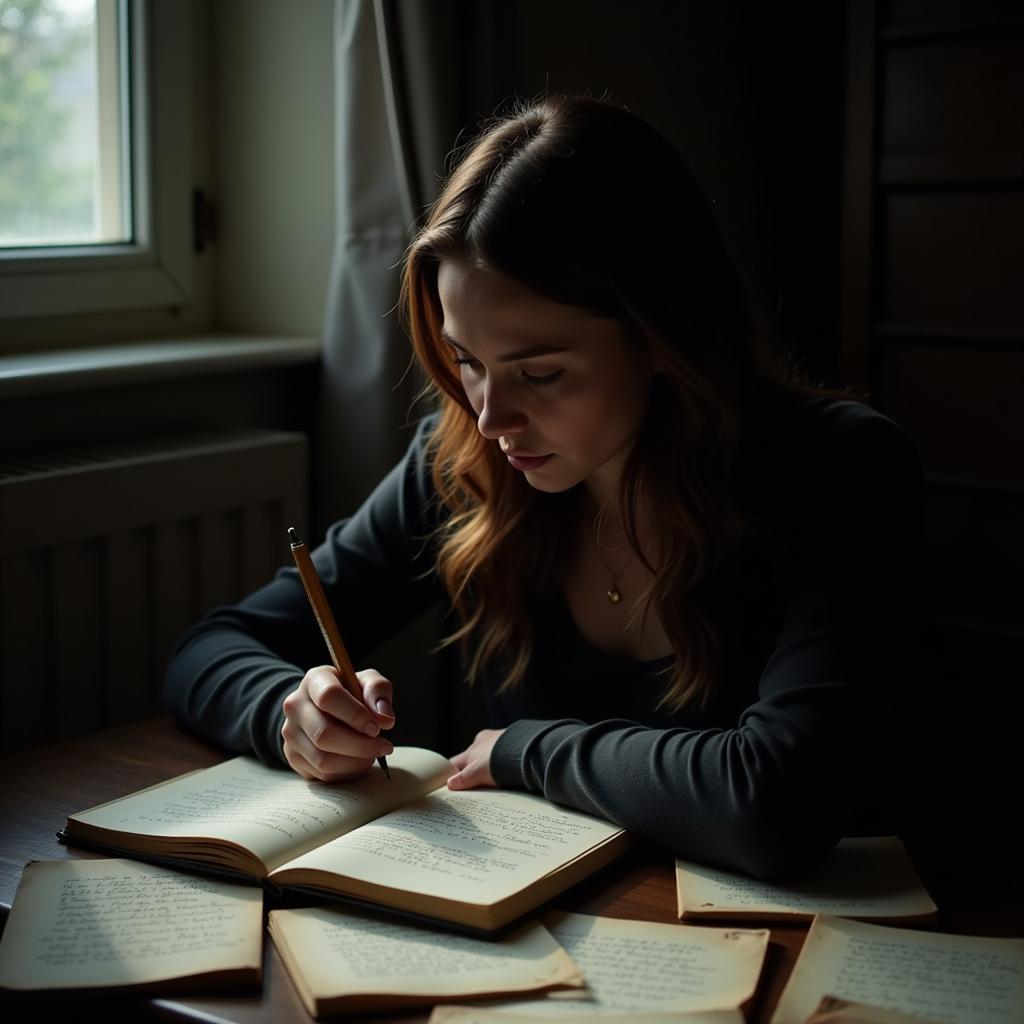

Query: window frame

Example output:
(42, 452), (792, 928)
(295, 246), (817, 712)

(0, 0), (193, 320)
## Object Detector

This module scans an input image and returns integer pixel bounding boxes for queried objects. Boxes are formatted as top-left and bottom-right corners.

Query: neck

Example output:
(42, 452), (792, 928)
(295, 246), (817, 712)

(584, 483), (654, 551)
(583, 472), (619, 512)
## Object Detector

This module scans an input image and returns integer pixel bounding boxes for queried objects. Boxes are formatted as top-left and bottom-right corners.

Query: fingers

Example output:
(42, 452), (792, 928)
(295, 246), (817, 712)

(447, 728), (503, 790)
(281, 710), (393, 782)
(283, 743), (332, 782)
(447, 756), (495, 790)
(281, 666), (395, 782)
(303, 666), (389, 736)
(284, 739), (379, 783)
(283, 739), (388, 782)
(356, 668), (395, 726)
(282, 706), (393, 767)
(447, 761), (480, 789)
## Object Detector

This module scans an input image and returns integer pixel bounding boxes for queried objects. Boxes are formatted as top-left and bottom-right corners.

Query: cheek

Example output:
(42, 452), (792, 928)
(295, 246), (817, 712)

(577, 378), (643, 430)
(460, 374), (483, 414)
(604, 362), (652, 427)
(540, 395), (619, 454)
(565, 376), (650, 453)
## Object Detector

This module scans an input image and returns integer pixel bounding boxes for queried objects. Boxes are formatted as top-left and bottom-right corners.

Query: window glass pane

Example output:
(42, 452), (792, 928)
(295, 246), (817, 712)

(0, 0), (130, 248)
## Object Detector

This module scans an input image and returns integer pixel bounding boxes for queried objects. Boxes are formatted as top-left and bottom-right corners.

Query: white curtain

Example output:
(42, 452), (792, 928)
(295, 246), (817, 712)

(317, 0), (509, 530)
(316, 0), (416, 527)
(316, 0), (508, 749)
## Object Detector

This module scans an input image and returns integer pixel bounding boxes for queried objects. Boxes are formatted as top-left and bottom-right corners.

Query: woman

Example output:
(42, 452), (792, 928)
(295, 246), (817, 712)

(165, 96), (920, 878)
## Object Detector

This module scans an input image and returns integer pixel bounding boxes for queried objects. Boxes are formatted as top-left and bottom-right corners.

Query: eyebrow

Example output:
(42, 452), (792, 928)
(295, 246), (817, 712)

(440, 327), (569, 363)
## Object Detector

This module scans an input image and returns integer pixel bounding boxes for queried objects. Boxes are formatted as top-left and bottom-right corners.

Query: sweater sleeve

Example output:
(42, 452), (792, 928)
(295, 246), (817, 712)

(490, 410), (922, 878)
(163, 415), (444, 764)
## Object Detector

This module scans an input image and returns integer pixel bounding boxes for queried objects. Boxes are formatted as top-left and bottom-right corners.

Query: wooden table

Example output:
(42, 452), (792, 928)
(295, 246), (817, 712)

(1, 717), (1020, 1023)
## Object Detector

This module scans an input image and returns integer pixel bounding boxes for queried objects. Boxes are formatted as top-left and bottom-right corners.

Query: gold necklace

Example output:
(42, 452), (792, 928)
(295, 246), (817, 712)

(592, 512), (635, 605)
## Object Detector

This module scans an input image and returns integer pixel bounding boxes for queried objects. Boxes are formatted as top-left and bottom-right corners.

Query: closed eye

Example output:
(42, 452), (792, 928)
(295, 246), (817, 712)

(451, 354), (562, 387)
(523, 369), (564, 387)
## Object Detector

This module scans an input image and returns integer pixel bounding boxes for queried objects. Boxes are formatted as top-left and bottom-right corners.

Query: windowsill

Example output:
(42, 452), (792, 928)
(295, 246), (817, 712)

(0, 335), (321, 398)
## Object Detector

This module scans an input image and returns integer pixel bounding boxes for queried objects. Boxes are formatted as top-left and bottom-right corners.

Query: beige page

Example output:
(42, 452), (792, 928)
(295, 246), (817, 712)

(676, 837), (937, 920)
(772, 915), (1024, 1024)
(275, 788), (624, 904)
(269, 906), (582, 1005)
(0, 859), (262, 992)
(69, 747), (453, 872)
(803, 994), (946, 1023)
(430, 1008), (743, 1024)
(472, 911), (768, 1015)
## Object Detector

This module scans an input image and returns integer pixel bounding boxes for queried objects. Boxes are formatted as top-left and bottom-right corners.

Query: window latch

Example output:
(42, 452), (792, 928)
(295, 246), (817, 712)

(192, 189), (217, 253)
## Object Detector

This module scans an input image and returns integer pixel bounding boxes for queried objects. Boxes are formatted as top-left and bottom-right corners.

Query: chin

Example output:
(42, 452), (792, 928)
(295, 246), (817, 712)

(523, 469), (582, 494)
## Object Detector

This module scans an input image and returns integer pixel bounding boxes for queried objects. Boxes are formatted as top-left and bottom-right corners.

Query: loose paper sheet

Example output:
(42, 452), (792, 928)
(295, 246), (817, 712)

(472, 911), (768, 1015)
(803, 994), (945, 1023)
(676, 837), (936, 920)
(430, 1008), (744, 1024)
(269, 905), (582, 1003)
(771, 915), (1024, 1024)
(0, 859), (262, 991)
(69, 747), (452, 872)
(276, 788), (624, 904)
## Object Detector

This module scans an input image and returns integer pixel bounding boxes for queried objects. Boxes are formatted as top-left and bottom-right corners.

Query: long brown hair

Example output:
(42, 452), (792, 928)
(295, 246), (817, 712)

(401, 95), (780, 712)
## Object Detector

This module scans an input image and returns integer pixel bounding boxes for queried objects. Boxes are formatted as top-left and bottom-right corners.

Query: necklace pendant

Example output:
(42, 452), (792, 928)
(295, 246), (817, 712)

(607, 584), (622, 604)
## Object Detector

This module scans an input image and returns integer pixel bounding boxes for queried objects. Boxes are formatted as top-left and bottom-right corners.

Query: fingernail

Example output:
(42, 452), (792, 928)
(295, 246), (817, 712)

(375, 699), (393, 717)
(363, 721), (380, 737)
(381, 742), (394, 756)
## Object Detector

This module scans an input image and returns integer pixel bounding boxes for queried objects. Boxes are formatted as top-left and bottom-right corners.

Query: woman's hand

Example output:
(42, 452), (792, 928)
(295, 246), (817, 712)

(447, 728), (505, 790)
(281, 666), (395, 781)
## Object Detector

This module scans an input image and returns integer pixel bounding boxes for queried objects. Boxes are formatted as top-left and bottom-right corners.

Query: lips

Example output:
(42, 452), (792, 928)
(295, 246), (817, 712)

(505, 451), (553, 471)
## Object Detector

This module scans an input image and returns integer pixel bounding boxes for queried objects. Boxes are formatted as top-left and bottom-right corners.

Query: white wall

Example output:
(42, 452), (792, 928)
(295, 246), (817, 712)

(212, 0), (336, 337)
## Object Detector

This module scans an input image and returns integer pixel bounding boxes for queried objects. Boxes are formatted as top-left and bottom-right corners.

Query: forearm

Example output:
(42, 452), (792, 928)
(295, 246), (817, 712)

(163, 413), (446, 761)
(164, 618), (302, 765)
(491, 715), (847, 878)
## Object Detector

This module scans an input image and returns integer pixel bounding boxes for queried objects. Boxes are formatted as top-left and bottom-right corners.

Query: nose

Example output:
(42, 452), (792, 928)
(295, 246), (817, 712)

(475, 380), (527, 441)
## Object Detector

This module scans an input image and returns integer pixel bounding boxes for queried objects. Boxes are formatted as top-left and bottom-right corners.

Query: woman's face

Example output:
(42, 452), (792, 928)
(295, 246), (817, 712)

(437, 258), (655, 500)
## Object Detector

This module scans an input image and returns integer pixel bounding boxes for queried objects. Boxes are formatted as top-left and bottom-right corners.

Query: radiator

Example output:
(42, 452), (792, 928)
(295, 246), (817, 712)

(0, 429), (307, 754)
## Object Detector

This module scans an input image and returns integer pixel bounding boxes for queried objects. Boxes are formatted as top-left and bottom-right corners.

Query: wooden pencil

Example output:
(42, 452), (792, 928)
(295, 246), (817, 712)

(287, 527), (390, 779)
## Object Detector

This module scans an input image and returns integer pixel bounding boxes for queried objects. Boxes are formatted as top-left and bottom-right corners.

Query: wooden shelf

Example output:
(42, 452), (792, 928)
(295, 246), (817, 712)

(882, 22), (1024, 47)
(880, 153), (1024, 186)
(873, 323), (1024, 350)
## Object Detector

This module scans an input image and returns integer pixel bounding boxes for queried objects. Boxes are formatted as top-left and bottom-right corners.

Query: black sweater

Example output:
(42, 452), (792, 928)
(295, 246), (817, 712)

(164, 396), (921, 878)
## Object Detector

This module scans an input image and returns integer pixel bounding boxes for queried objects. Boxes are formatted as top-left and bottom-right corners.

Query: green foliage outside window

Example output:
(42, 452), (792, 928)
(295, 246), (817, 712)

(0, 0), (93, 244)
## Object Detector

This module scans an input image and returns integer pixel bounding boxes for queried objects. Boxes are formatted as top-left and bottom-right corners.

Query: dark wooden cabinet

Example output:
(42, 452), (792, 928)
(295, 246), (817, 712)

(842, 0), (1024, 879)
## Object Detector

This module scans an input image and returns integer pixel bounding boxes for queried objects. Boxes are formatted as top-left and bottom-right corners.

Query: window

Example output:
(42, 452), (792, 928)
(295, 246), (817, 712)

(1, 0), (130, 248)
(0, 0), (192, 320)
